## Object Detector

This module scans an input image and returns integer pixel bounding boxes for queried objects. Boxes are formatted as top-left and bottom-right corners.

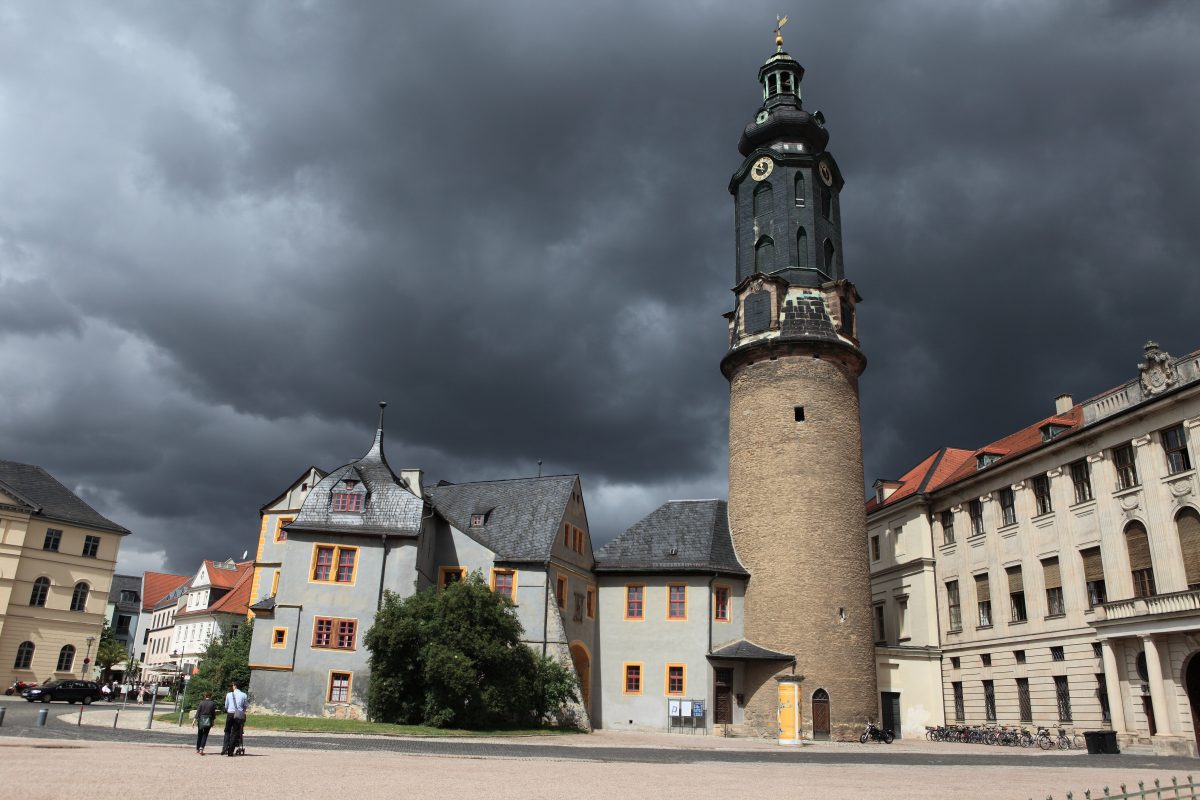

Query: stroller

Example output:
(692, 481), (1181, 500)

(223, 717), (247, 756)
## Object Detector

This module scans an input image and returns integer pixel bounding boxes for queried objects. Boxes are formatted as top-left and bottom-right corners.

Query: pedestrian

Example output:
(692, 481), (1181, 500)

(220, 681), (248, 756)
(101, 683), (111, 701)
(193, 691), (217, 755)
(137, 683), (145, 704)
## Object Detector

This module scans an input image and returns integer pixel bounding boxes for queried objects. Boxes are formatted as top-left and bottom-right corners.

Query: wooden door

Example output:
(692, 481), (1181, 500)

(881, 691), (901, 738)
(714, 668), (733, 724)
(812, 689), (830, 740)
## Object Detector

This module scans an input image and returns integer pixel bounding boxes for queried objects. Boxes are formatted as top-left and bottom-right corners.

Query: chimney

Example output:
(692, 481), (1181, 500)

(1055, 394), (1073, 415)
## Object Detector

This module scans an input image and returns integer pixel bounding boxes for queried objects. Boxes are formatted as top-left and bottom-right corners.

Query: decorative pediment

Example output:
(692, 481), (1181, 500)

(1139, 341), (1179, 397)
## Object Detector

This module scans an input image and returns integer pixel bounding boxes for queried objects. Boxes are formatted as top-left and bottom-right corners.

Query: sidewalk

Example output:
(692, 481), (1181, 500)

(60, 705), (1088, 757)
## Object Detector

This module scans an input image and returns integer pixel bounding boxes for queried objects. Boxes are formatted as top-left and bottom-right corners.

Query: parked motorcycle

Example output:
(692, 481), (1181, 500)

(860, 721), (894, 744)
(5, 680), (37, 696)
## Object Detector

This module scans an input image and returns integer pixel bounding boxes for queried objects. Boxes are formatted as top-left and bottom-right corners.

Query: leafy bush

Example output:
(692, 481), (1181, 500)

(365, 573), (577, 728)
(183, 621), (253, 711)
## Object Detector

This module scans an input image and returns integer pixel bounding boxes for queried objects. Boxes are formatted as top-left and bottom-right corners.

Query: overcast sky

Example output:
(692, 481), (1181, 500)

(2, 1), (1198, 577)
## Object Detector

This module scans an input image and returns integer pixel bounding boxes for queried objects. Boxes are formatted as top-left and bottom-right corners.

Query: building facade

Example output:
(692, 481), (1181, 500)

(721, 34), (877, 739)
(105, 574), (141, 667)
(872, 342), (1200, 755)
(0, 460), (129, 686)
(130, 571), (189, 679)
(170, 559), (252, 675)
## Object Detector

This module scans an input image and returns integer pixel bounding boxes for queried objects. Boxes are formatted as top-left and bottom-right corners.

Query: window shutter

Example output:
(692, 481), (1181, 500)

(1125, 523), (1153, 572)
(1042, 557), (1062, 590)
(974, 573), (990, 602)
(1177, 509), (1200, 587)
(1006, 565), (1024, 593)
(1080, 547), (1104, 582)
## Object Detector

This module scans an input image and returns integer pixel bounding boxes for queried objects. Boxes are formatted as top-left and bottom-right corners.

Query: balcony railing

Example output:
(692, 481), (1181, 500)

(1093, 588), (1200, 622)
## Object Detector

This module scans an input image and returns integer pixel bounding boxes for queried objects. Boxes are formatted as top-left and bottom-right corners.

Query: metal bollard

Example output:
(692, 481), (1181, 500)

(113, 708), (120, 729)
(36, 708), (48, 727)
(145, 687), (158, 730)
(0, 706), (6, 727)
(77, 704), (84, 726)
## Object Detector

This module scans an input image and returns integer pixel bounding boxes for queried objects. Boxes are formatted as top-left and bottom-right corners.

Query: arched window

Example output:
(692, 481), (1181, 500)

(1177, 508), (1200, 590)
(794, 173), (806, 207)
(796, 227), (808, 269)
(29, 577), (50, 607)
(781, 72), (794, 94)
(823, 239), (836, 273)
(753, 182), (773, 217)
(821, 186), (832, 219)
(754, 236), (775, 274)
(70, 582), (89, 612)
(14, 641), (34, 670)
(1125, 522), (1156, 598)
(56, 644), (75, 672)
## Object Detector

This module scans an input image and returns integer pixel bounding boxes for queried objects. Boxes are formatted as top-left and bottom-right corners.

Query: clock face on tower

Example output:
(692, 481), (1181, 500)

(818, 160), (834, 187)
(751, 157), (774, 181)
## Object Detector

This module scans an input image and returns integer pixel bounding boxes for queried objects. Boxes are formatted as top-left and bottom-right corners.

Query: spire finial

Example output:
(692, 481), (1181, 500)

(377, 401), (387, 431)
(774, 14), (788, 51)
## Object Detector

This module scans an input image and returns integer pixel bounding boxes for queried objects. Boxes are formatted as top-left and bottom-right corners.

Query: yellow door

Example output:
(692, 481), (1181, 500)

(778, 682), (801, 745)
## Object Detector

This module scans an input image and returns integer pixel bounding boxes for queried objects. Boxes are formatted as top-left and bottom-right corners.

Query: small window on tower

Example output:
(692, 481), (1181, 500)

(794, 406), (805, 422)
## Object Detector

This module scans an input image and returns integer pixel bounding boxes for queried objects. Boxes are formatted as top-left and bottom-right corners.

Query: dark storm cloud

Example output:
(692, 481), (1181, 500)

(1, 1), (1198, 574)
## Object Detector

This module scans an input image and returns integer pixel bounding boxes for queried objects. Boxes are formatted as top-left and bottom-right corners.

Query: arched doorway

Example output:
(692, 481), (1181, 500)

(569, 642), (591, 715)
(1184, 652), (1200, 752)
(812, 689), (831, 740)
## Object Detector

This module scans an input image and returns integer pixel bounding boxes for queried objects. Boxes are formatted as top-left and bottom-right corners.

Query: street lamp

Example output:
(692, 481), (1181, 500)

(82, 635), (96, 678)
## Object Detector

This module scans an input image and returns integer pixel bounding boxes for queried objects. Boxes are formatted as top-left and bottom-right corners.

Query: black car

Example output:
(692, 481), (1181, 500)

(22, 680), (106, 704)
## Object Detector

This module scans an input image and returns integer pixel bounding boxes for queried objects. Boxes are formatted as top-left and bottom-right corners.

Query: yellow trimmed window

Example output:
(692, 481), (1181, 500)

(623, 663), (642, 695)
(270, 571), (280, 596)
(714, 586), (730, 622)
(491, 569), (516, 600)
(329, 672), (351, 703)
(312, 617), (357, 650)
(668, 584), (687, 619)
(625, 585), (644, 619)
(271, 628), (287, 648)
(666, 664), (686, 695)
(438, 566), (466, 590)
(556, 576), (567, 608)
(312, 544), (357, 583)
(274, 516), (293, 543)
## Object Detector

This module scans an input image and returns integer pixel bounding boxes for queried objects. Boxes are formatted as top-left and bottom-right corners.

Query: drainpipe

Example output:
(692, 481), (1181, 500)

(542, 559), (552, 657)
(378, 533), (389, 611)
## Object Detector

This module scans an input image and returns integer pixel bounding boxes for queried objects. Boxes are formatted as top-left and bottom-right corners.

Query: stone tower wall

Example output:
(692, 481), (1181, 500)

(727, 352), (878, 740)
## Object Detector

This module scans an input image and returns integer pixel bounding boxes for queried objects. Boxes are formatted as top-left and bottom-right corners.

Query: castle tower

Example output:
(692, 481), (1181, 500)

(722, 31), (877, 740)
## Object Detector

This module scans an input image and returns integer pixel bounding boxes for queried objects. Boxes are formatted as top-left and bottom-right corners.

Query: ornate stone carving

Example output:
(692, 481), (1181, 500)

(1120, 493), (1141, 513)
(1011, 481), (1026, 491)
(980, 493), (992, 503)
(1132, 434), (1151, 448)
(950, 504), (962, 514)
(1047, 467), (1063, 478)
(1169, 479), (1194, 499)
(1139, 341), (1179, 397)
(1087, 451), (1105, 463)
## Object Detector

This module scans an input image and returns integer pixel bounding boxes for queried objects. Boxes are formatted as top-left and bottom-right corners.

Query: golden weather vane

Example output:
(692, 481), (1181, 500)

(774, 14), (788, 50)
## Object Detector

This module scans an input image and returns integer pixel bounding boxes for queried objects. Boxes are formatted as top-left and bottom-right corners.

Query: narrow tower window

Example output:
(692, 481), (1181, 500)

(754, 236), (774, 274)
(780, 72), (794, 94)
(753, 181), (773, 217)
(794, 173), (806, 207)
(823, 239), (836, 273)
(821, 186), (832, 219)
(796, 227), (808, 269)
(794, 406), (805, 422)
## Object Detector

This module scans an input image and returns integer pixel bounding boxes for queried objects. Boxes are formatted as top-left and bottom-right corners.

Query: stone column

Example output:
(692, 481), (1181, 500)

(1141, 635), (1173, 735)
(1100, 639), (1126, 733)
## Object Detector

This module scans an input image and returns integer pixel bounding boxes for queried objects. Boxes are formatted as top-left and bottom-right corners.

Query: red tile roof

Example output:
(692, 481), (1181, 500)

(141, 572), (190, 611)
(868, 404), (1085, 513)
(204, 559), (247, 590)
(207, 563), (253, 616)
(866, 447), (973, 513)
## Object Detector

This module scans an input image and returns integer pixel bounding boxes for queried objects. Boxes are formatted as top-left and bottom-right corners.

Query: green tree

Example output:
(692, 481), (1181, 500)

(94, 622), (127, 679)
(183, 620), (253, 711)
(365, 573), (578, 728)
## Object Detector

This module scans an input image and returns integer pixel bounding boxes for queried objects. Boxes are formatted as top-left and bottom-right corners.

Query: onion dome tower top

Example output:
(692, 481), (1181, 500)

(737, 17), (829, 157)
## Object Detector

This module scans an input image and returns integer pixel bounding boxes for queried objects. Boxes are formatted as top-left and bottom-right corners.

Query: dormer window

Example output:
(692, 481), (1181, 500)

(976, 452), (1002, 470)
(332, 492), (363, 512)
(1040, 424), (1069, 442)
(470, 513), (486, 528)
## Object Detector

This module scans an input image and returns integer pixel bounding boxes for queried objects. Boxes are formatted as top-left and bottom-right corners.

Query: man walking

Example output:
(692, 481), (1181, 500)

(220, 681), (248, 756)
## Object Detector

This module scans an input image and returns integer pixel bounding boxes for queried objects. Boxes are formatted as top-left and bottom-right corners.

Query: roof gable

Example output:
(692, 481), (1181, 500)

(141, 572), (189, 611)
(594, 500), (748, 575)
(427, 475), (577, 562)
(207, 564), (253, 615)
(261, 466), (327, 513)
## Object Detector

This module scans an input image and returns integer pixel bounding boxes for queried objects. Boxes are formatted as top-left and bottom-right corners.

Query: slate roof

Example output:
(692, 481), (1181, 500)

(249, 595), (276, 613)
(593, 500), (748, 576)
(0, 460), (129, 534)
(107, 574), (142, 611)
(708, 639), (794, 661)
(287, 427), (424, 537)
(141, 572), (189, 612)
(426, 475), (577, 562)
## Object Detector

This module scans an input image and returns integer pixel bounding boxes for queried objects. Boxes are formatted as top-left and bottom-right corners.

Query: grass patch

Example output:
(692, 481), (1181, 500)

(158, 712), (581, 737)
